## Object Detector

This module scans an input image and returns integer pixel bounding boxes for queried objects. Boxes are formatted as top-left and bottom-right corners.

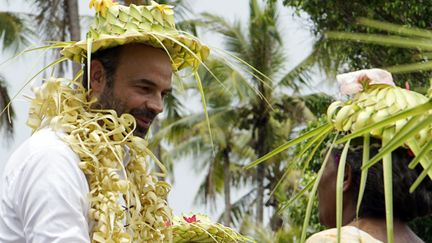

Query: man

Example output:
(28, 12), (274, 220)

(88, 44), (172, 138)
(0, 1), (208, 242)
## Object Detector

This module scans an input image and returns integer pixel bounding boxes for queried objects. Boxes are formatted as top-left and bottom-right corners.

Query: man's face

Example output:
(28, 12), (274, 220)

(95, 44), (172, 138)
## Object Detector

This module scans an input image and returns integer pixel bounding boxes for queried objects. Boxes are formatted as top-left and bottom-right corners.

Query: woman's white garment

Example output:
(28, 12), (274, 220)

(306, 226), (383, 243)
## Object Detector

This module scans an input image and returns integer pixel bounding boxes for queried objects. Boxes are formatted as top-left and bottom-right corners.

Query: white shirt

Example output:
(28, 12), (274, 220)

(0, 128), (91, 242)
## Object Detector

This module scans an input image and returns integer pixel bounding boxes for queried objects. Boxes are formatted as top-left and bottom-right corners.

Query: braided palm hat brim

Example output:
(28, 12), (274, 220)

(60, 3), (209, 71)
(61, 32), (209, 71)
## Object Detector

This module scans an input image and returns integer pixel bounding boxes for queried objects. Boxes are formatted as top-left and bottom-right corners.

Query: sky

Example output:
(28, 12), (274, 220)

(0, 0), (334, 222)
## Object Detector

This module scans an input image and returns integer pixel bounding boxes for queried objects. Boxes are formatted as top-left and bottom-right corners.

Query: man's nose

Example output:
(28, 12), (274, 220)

(147, 94), (164, 114)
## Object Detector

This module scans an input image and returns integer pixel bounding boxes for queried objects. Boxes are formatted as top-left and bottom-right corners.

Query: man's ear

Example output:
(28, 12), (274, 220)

(343, 163), (353, 192)
(89, 59), (106, 97)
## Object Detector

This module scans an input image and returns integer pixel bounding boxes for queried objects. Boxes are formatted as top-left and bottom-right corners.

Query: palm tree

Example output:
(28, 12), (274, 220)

(31, 0), (81, 76)
(0, 77), (14, 136)
(0, 0), (85, 136)
(0, 11), (34, 136)
(0, 12), (33, 52)
(201, 0), (317, 225)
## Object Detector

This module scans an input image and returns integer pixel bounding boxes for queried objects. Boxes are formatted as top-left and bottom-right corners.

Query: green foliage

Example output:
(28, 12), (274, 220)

(296, 116), (334, 171)
(301, 93), (334, 119)
(199, 0), (317, 227)
(0, 11), (30, 136)
(281, 0), (432, 88)
(283, 116), (329, 233)
(285, 171), (324, 237)
(0, 12), (32, 52)
(0, 77), (14, 136)
(240, 217), (303, 243)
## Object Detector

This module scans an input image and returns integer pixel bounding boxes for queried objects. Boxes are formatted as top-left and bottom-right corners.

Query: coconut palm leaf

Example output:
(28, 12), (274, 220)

(0, 77), (14, 136)
(221, 188), (257, 228)
(0, 12), (34, 52)
(0, 11), (36, 137)
(277, 36), (352, 89)
(326, 18), (432, 75)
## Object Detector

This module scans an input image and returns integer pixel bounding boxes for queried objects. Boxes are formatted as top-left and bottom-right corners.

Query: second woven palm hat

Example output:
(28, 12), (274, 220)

(61, 0), (209, 71)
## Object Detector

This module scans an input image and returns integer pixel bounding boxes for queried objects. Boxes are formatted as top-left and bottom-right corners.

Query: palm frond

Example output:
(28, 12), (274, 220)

(218, 188), (257, 227)
(200, 13), (250, 61)
(0, 77), (14, 137)
(0, 12), (34, 52)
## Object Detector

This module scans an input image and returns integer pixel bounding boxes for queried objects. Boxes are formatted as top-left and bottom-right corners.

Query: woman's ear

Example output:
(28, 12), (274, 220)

(343, 163), (353, 192)
(89, 59), (106, 97)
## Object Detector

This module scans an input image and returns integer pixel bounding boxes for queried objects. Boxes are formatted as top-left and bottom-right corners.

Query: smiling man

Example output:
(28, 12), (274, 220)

(0, 1), (208, 242)
(90, 44), (173, 138)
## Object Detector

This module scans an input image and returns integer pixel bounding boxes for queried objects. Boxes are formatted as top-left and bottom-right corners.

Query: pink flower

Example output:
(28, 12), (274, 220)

(183, 215), (199, 223)
(336, 68), (395, 95)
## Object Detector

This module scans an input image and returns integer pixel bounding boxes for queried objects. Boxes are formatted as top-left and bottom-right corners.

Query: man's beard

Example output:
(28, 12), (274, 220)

(97, 86), (157, 138)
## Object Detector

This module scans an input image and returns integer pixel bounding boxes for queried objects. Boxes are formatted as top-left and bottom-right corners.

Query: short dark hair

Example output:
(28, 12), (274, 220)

(82, 46), (123, 90)
(333, 138), (432, 222)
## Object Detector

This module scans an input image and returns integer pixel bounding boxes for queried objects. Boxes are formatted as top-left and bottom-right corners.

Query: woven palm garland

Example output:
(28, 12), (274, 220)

(27, 78), (172, 242)
(27, 78), (252, 243)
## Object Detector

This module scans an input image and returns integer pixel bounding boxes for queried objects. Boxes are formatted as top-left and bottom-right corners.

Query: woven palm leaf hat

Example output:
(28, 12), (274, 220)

(327, 68), (432, 179)
(61, 0), (209, 71)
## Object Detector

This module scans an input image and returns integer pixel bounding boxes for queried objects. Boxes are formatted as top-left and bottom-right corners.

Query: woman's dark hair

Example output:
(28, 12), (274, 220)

(82, 45), (123, 90)
(334, 138), (432, 222)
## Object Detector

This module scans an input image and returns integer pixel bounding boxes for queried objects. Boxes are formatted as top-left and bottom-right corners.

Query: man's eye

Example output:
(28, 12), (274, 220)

(139, 86), (151, 92)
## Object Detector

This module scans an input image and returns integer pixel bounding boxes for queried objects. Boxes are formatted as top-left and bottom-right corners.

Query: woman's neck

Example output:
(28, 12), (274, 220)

(347, 217), (423, 243)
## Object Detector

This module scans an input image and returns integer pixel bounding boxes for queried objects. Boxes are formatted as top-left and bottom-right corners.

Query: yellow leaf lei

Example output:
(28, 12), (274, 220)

(27, 78), (172, 242)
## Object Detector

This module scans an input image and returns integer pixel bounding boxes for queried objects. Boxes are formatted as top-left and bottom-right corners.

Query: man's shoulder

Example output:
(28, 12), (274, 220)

(14, 128), (75, 159)
(3, 127), (80, 180)
(27, 127), (70, 149)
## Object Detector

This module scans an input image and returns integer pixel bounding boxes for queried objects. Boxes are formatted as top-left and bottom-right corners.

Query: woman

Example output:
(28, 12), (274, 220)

(305, 68), (432, 242)
(307, 138), (432, 242)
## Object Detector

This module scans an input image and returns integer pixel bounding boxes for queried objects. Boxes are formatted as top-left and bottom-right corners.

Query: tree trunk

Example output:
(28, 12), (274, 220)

(269, 164), (284, 230)
(256, 163), (264, 224)
(152, 118), (165, 182)
(65, 0), (81, 76)
(255, 117), (268, 225)
(223, 147), (231, 226)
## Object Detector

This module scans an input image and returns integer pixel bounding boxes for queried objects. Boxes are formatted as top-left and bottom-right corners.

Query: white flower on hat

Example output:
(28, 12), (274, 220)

(336, 68), (395, 95)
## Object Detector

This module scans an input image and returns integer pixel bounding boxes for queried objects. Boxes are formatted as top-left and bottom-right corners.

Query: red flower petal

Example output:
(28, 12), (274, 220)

(183, 215), (199, 223)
